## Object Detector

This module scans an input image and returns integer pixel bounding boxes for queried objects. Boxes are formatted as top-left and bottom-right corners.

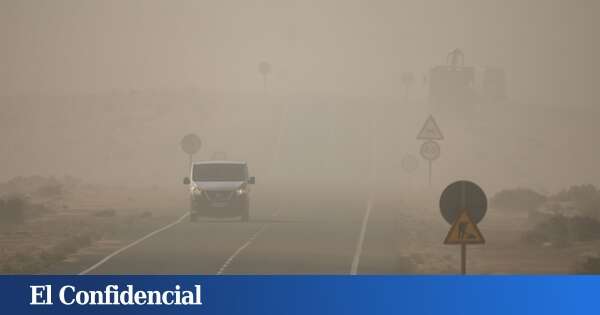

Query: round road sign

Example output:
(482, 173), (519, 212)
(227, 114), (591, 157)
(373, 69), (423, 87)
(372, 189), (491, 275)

(420, 140), (440, 161)
(401, 154), (419, 173)
(180, 134), (202, 155)
(440, 180), (487, 225)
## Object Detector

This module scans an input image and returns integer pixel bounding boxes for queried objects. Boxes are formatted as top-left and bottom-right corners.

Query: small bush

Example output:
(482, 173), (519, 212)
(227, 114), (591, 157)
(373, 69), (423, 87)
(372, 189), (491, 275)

(577, 196), (600, 220)
(93, 209), (116, 217)
(575, 255), (600, 274)
(6, 232), (97, 273)
(491, 188), (546, 212)
(552, 184), (600, 219)
(53, 233), (93, 258)
(553, 184), (597, 202)
(139, 211), (153, 219)
(569, 216), (600, 241)
(35, 184), (63, 199)
(0, 196), (26, 224)
(524, 215), (600, 247)
(524, 215), (569, 246)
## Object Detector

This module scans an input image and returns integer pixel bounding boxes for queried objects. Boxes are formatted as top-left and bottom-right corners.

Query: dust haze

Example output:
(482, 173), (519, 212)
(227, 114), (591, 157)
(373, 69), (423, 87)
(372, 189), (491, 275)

(1, 0), (600, 274)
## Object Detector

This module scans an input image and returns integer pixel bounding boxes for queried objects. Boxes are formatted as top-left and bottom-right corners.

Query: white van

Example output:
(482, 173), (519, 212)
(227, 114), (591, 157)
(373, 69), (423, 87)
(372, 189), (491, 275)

(183, 161), (255, 222)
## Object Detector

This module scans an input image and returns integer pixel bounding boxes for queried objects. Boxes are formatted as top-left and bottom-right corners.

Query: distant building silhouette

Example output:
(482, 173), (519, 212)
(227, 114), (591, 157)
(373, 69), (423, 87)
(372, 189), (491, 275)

(428, 49), (507, 108)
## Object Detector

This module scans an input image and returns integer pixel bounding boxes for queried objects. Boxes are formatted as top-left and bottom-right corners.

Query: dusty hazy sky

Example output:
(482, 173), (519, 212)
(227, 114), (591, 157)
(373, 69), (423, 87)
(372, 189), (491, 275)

(1, 0), (599, 106)
(1, 1), (600, 195)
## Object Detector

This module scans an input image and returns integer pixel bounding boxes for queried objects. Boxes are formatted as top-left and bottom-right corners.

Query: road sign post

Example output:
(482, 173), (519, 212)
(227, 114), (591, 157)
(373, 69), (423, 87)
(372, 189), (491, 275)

(461, 243), (466, 275)
(420, 140), (440, 186)
(258, 61), (271, 92)
(417, 115), (444, 141)
(446, 209), (484, 275)
(440, 180), (487, 275)
(180, 134), (202, 170)
(417, 115), (443, 186)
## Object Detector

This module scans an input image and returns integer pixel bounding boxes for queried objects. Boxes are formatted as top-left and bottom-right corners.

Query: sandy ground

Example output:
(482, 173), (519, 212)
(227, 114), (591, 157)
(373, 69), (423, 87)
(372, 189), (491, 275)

(0, 182), (186, 274)
(394, 194), (600, 274)
(2, 182), (599, 274)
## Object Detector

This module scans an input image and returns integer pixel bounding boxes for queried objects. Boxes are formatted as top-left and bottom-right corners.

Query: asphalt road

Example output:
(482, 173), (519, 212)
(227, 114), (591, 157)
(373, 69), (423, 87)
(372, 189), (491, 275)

(45, 103), (412, 275)
(45, 190), (409, 275)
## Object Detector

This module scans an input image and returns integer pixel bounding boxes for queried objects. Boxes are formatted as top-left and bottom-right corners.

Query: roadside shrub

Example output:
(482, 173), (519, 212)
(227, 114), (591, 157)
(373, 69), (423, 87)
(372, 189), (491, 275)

(0, 196), (26, 224)
(53, 233), (93, 258)
(491, 188), (546, 212)
(26, 202), (52, 217)
(576, 196), (600, 220)
(18, 232), (96, 274)
(575, 254), (600, 274)
(524, 215), (600, 247)
(93, 209), (116, 217)
(35, 183), (63, 199)
(524, 215), (569, 246)
(139, 211), (153, 219)
(6, 232), (98, 274)
(553, 184), (597, 202)
(552, 184), (600, 220)
(569, 216), (600, 241)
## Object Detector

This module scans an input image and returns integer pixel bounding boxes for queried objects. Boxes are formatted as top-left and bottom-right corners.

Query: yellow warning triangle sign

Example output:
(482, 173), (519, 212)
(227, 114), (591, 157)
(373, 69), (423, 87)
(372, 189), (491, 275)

(444, 210), (485, 244)
(417, 115), (444, 140)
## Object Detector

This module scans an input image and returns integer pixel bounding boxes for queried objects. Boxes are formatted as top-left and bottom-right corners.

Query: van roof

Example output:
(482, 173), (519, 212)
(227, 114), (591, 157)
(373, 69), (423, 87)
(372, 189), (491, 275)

(192, 160), (247, 165)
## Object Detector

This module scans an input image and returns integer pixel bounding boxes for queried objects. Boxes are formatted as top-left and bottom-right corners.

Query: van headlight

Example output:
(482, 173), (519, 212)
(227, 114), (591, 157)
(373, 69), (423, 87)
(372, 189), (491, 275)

(236, 188), (247, 195)
(190, 184), (203, 195)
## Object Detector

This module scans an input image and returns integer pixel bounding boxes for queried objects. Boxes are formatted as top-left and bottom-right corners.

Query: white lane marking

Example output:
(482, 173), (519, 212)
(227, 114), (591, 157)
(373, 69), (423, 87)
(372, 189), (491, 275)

(79, 212), (190, 275)
(214, 90), (286, 276)
(216, 209), (280, 275)
(216, 224), (268, 275)
(350, 113), (378, 275)
(350, 197), (373, 275)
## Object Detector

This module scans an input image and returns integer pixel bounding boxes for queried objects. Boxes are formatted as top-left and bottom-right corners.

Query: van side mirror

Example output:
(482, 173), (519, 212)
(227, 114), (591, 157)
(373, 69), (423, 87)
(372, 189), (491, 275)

(248, 176), (256, 185)
(183, 177), (190, 185)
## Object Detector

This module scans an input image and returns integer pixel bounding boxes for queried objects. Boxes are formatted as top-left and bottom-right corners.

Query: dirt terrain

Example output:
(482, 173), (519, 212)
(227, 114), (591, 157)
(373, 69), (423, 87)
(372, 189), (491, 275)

(1, 174), (598, 275)
(0, 177), (184, 274)
(395, 193), (599, 274)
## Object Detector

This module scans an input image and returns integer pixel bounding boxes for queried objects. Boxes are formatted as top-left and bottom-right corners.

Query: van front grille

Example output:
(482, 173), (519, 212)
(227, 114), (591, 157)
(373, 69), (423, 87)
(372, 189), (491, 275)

(204, 191), (234, 202)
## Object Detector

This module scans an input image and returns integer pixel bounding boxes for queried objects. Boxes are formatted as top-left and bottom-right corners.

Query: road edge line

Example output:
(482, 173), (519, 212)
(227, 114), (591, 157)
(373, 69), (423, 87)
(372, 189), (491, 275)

(350, 197), (373, 275)
(216, 224), (268, 275)
(78, 212), (189, 275)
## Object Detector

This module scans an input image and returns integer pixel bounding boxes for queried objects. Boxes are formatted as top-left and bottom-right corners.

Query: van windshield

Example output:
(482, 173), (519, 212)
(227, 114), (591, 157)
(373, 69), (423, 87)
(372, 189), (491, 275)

(192, 164), (246, 182)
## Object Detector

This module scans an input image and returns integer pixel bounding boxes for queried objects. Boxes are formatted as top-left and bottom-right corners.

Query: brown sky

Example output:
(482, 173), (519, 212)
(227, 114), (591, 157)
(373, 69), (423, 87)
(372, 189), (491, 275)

(1, 1), (599, 196)
(1, 0), (598, 106)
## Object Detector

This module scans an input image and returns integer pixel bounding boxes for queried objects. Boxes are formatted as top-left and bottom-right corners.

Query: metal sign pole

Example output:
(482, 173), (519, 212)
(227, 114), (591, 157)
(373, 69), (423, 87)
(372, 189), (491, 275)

(461, 243), (466, 275)
(417, 115), (442, 188)
(428, 160), (432, 187)
(441, 181), (487, 276)
(259, 62), (271, 94)
(181, 133), (202, 172)
(461, 181), (466, 275)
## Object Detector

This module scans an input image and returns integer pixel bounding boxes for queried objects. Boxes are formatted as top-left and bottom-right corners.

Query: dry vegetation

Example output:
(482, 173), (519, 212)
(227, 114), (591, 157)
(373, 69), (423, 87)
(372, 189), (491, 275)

(0, 175), (182, 274)
(394, 185), (600, 274)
